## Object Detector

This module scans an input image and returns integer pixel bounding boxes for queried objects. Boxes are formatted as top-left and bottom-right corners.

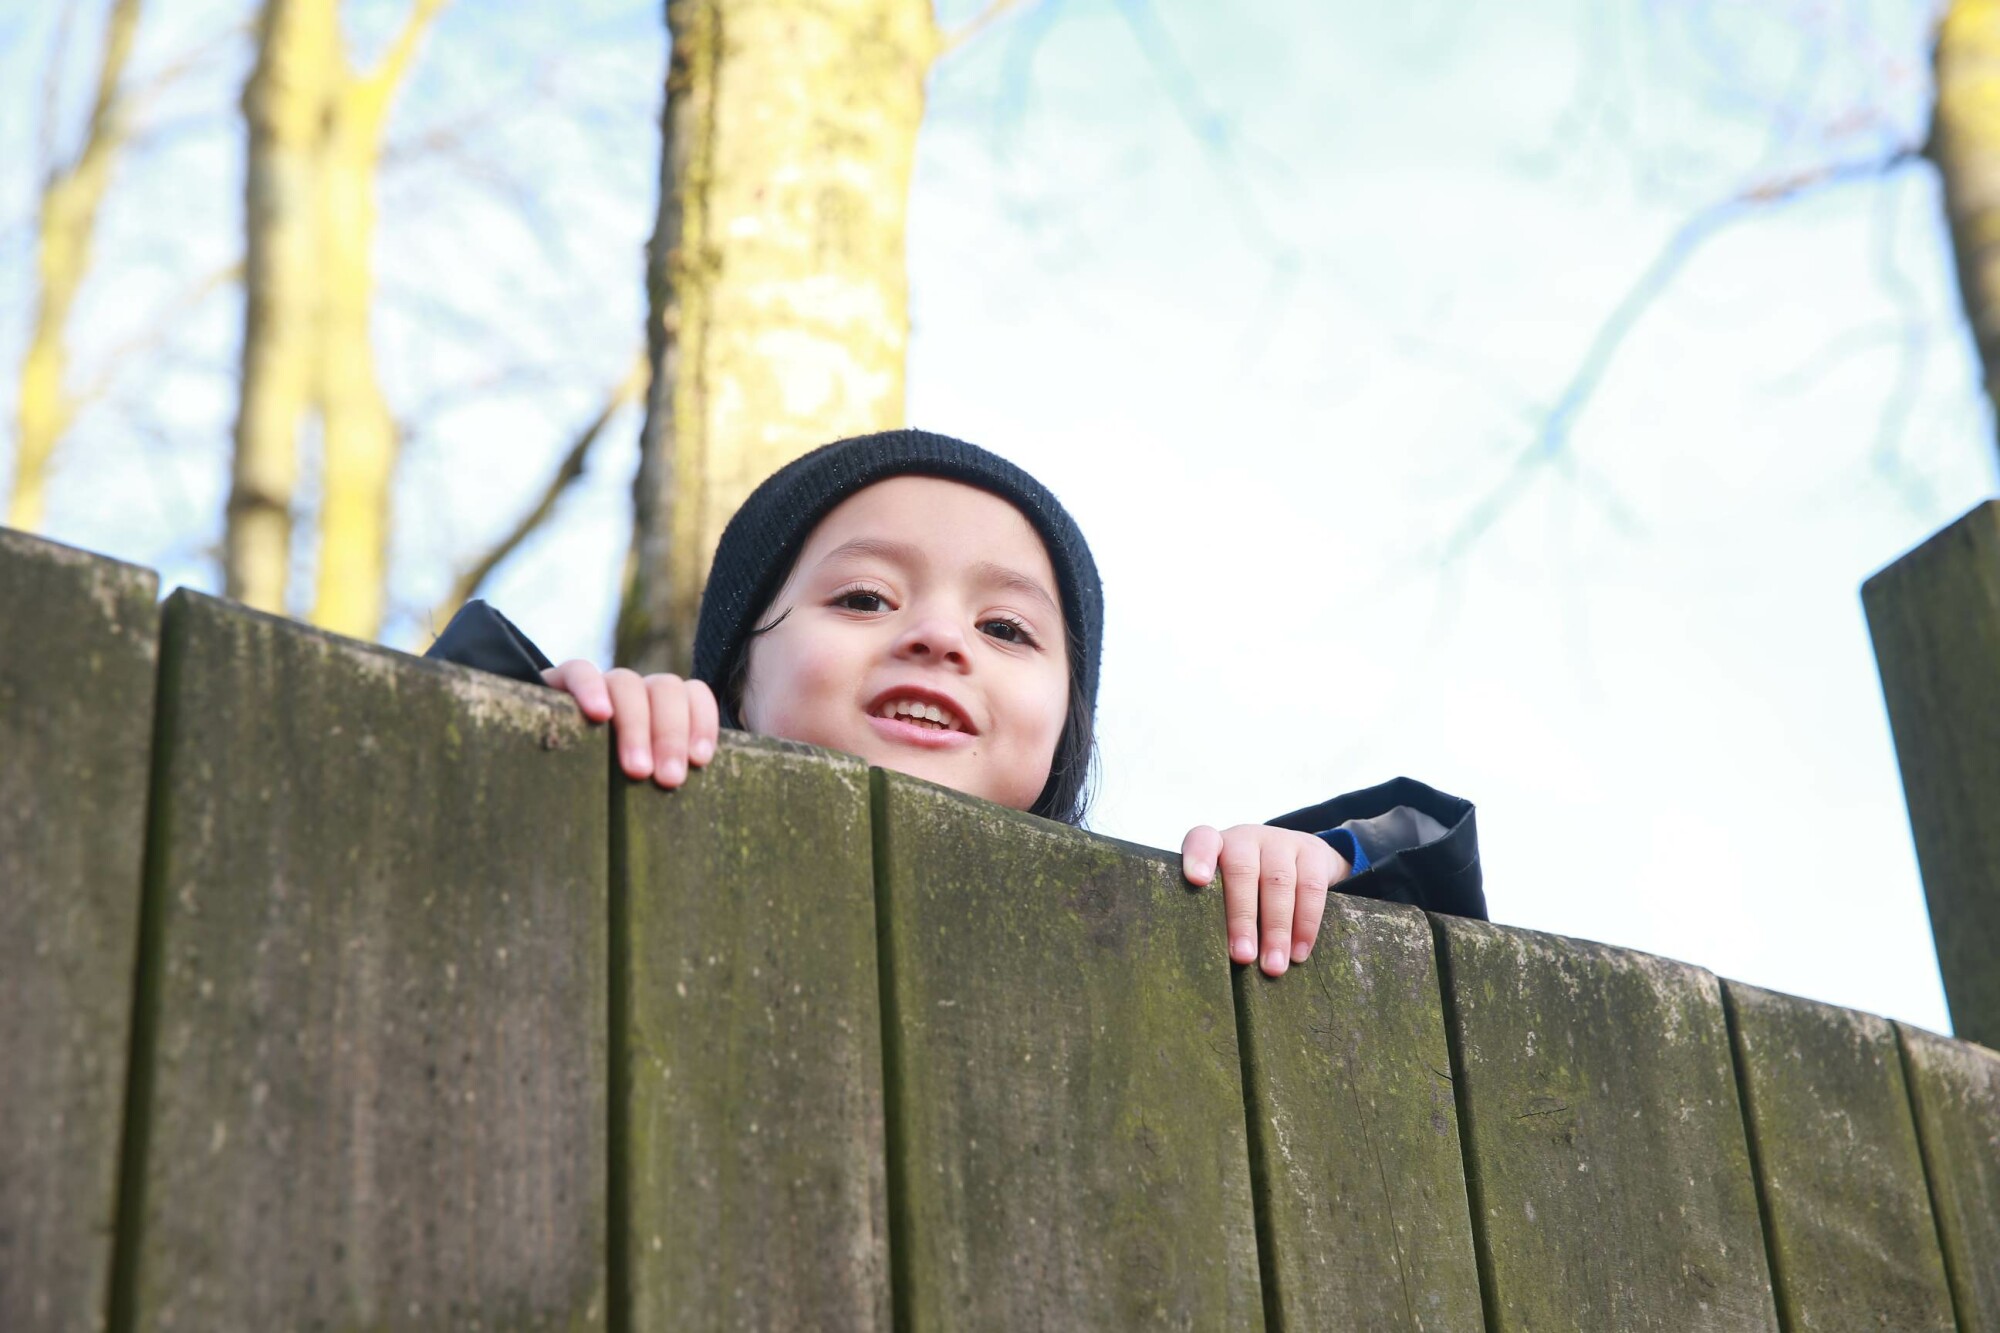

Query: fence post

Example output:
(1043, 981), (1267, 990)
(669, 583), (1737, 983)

(1863, 502), (2000, 1049)
(0, 531), (159, 1333)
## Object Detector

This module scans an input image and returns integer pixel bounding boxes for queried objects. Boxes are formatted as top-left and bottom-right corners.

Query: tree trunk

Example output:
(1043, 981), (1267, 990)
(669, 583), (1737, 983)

(617, 0), (939, 674)
(228, 0), (336, 613)
(227, 0), (442, 633)
(1933, 0), (2000, 466)
(9, 0), (145, 533)
(307, 32), (429, 639)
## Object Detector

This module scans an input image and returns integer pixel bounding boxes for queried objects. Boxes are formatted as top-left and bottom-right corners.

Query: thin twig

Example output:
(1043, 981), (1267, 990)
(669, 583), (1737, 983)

(72, 258), (242, 410)
(430, 350), (647, 628)
(1435, 144), (1925, 564)
(38, 1), (79, 189)
(939, 0), (1033, 56)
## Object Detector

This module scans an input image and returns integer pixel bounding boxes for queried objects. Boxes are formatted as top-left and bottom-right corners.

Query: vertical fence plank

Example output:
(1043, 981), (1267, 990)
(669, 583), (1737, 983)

(1898, 1023), (2000, 1328)
(872, 772), (1261, 1330)
(0, 531), (159, 1333)
(122, 592), (607, 1331)
(1435, 918), (1777, 1332)
(1863, 501), (2000, 1049)
(1724, 983), (1954, 1330)
(617, 734), (887, 1330)
(1234, 895), (1483, 1330)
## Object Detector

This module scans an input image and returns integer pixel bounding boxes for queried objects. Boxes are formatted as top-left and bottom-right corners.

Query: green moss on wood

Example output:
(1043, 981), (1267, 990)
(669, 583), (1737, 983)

(1725, 982), (1953, 1330)
(127, 592), (607, 1330)
(0, 530), (159, 1333)
(1864, 501), (2000, 1050)
(1235, 894), (1484, 1329)
(1435, 917), (1777, 1332)
(1898, 1022), (2000, 1327)
(873, 771), (1261, 1330)
(617, 732), (888, 1331)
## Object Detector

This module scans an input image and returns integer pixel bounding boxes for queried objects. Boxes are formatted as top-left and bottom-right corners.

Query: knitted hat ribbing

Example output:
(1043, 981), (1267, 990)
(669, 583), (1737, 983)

(691, 428), (1103, 738)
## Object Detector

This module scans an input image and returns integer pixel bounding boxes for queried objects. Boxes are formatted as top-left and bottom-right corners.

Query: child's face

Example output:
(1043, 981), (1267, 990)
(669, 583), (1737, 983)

(737, 476), (1071, 811)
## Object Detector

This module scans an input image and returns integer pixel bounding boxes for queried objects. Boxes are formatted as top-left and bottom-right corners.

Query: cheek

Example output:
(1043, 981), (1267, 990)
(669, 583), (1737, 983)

(740, 632), (855, 742)
(1007, 663), (1072, 762)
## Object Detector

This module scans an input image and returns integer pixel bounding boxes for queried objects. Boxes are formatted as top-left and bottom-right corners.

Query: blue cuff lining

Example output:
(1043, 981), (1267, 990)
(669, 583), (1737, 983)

(1316, 827), (1369, 874)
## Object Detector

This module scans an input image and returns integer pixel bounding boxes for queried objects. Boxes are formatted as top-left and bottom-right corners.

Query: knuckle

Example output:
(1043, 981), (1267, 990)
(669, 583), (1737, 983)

(1219, 854), (1260, 882)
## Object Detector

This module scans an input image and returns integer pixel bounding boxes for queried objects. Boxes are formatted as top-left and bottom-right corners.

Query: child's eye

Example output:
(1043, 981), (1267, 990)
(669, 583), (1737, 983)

(833, 587), (890, 613)
(980, 616), (1039, 647)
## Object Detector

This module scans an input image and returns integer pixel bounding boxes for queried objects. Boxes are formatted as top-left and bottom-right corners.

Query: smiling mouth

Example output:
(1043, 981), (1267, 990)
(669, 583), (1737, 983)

(873, 698), (967, 732)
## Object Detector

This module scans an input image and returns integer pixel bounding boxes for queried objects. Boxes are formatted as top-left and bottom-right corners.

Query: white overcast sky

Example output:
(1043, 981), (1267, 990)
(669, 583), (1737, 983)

(4, 0), (1987, 1031)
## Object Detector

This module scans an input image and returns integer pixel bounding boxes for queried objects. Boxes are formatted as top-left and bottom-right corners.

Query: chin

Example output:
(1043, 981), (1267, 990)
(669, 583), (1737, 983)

(862, 748), (1034, 812)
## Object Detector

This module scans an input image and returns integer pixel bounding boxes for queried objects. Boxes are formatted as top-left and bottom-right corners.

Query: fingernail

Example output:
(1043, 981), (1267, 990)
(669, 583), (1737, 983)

(1265, 947), (1287, 974)
(660, 760), (686, 785)
(1231, 936), (1256, 964)
(624, 748), (649, 774)
(692, 739), (714, 763)
(1291, 942), (1311, 963)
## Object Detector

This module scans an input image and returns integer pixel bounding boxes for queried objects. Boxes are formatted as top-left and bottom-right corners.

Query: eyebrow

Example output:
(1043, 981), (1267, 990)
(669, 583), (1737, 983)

(971, 560), (1061, 619)
(816, 538), (1062, 620)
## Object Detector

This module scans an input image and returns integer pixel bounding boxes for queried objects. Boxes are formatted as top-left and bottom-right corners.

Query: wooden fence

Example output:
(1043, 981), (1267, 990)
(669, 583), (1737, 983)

(3, 523), (1997, 1332)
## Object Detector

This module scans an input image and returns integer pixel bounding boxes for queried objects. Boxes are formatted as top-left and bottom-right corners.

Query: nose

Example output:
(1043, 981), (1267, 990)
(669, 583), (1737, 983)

(893, 614), (970, 670)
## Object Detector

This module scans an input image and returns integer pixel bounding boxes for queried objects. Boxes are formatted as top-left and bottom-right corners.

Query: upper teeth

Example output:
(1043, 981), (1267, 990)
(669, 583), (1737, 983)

(879, 699), (958, 729)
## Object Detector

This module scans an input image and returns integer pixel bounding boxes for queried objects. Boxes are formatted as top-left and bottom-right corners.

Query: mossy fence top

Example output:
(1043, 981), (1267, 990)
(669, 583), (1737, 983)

(4, 523), (1999, 1333)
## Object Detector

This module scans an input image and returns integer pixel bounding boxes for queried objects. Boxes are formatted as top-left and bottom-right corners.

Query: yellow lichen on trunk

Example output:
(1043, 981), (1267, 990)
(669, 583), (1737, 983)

(621, 0), (940, 673)
(9, 0), (146, 533)
(229, 0), (336, 613)
(228, 0), (444, 635)
(307, 55), (411, 639)
(1933, 0), (2000, 456)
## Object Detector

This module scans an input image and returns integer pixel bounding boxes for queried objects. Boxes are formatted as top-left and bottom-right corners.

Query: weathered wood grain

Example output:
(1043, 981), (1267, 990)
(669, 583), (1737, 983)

(1234, 894), (1483, 1330)
(0, 530), (159, 1333)
(616, 733), (887, 1330)
(1434, 917), (1777, 1332)
(1863, 501), (2000, 1049)
(120, 592), (607, 1331)
(872, 771), (1262, 1330)
(1899, 1023), (2000, 1329)
(1725, 982), (1953, 1330)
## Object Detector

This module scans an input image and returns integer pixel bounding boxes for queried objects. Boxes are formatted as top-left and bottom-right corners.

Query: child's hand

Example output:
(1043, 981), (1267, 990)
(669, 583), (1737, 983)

(1180, 825), (1351, 977)
(542, 660), (719, 789)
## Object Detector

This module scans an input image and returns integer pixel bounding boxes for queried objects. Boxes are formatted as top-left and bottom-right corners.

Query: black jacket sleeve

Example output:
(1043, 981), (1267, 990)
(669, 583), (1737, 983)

(423, 600), (552, 685)
(1268, 776), (1486, 920)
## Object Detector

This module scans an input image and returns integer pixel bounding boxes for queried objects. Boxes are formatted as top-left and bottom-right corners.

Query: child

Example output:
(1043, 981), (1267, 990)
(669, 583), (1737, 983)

(428, 430), (1484, 975)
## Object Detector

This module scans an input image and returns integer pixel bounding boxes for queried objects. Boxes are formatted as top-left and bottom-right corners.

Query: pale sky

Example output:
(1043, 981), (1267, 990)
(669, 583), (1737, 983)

(4, 0), (1984, 1030)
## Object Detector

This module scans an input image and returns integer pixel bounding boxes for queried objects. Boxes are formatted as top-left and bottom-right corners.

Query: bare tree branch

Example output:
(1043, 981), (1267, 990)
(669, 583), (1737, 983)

(38, 1), (79, 189)
(430, 350), (647, 631)
(124, 20), (251, 125)
(364, 0), (451, 96)
(10, 0), (147, 533)
(71, 258), (241, 412)
(940, 0), (1033, 56)
(1435, 143), (1926, 563)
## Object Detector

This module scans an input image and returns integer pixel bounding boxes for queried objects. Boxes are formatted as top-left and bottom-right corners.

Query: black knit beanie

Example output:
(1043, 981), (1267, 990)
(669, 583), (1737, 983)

(691, 426), (1103, 751)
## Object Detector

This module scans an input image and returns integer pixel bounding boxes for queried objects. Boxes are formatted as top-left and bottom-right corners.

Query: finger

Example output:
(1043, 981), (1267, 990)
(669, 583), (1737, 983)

(544, 659), (611, 721)
(1180, 825), (1222, 886)
(687, 678), (720, 766)
(603, 668), (652, 780)
(1291, 840), (1335, 964)
(1258, 841), (1299, 976)
(648, 674), (691, 787)
(1217, 836), (1262, 966)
